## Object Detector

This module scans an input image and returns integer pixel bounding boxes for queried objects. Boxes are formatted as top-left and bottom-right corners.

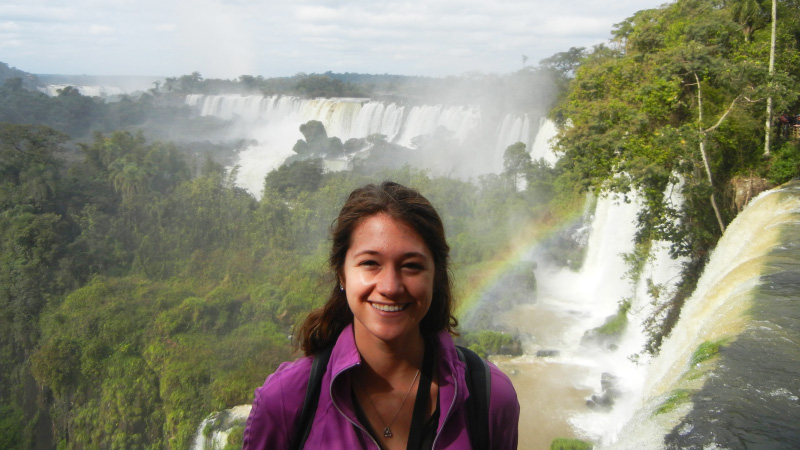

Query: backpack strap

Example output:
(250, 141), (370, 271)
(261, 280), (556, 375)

(456, 345), (491, 450)
(292, 346), (333, 450)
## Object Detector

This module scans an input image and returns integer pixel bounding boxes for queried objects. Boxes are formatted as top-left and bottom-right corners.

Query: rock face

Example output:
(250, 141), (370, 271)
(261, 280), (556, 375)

(192, 404), (252, 450)
(730, 175), (772, 212)
(585, 372), (621, 410)
(536, 349), (560, 358)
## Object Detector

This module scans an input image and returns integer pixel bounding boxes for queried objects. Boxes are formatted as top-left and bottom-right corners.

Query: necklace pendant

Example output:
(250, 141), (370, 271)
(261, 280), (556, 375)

(383, 427), (393, 438)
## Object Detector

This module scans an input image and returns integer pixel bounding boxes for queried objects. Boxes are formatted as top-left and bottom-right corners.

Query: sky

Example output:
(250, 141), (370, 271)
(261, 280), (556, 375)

(1, 0), (669, 79)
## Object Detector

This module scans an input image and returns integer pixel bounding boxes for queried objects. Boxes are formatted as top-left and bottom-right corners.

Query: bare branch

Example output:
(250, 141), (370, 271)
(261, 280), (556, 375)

(704, 95), (741, 133)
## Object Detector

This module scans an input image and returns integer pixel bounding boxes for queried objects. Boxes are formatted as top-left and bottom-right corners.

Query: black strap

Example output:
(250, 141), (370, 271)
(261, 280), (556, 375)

(456, 346), (491, 450)
(293, 346), (332, 450)
(407, 339), (435, 450)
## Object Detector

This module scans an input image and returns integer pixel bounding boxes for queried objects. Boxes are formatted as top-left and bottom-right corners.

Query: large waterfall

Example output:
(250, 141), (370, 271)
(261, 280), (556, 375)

(494, 181), (800, 449)
(185, 94), (546, 197)
(608, 180), (800, 449)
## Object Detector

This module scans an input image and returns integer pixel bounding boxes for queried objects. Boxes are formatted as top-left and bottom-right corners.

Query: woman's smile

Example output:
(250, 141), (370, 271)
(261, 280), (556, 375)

(369, 302), (410, 312)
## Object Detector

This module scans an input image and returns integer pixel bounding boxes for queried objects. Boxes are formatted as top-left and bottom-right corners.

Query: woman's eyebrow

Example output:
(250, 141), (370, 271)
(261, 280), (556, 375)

(350, 250), (429, 259)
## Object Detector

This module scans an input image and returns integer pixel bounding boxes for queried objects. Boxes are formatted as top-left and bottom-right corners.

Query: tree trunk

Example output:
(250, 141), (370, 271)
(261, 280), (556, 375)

(694, 73), (727, 234)
(764, 0), (777, 156)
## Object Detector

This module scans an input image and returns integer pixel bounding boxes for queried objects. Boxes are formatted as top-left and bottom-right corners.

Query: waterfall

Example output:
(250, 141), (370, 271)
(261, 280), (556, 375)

(606, 181), (800, 449)
(495, 184), (690, 449)
(497, 192), (643, 448)
(496, 180), (800, 449)
(186, 94), (481, 145)
(192, 405), (251, 450)
(185, 94), (554, 197)
(529, 117), (559, 166)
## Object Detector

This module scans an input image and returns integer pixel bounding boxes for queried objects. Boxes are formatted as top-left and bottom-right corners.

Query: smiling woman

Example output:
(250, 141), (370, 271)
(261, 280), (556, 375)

(242, 181), (519, 450)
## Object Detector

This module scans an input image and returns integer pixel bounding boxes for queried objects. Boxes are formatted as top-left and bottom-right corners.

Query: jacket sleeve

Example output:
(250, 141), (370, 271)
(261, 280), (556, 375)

(242, 358), (312, 450)
(488, 362), (520, 450)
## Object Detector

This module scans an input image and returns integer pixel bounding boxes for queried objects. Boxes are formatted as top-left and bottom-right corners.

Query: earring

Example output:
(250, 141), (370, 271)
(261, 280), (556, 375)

(339, 284), (344, 291)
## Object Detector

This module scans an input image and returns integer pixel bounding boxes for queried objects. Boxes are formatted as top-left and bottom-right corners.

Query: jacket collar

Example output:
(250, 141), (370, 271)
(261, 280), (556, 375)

(327, 323), (468, 433)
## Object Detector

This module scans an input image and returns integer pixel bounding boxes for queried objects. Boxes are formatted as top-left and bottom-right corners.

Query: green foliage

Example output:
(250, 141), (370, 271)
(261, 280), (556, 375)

(223, 426), (244, 450)
(690, 339), (726, 366)
(550, 437), (593, 450)
(264, 158), (325, 198)
(503, 142), (532, 190)
(0, 403), (25, 450)
(294, 74), (366, 98)
(594, 299), (632, 336)
(289, 120), (344, 161)
(461, 330), (516, 358)
(653, 389), (693, 416)
(767, 141), (800, 184)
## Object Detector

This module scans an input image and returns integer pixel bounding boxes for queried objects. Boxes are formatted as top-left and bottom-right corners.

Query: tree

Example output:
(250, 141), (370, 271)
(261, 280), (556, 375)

(264, 158), (324, 198)
(503, 142), (531, 191)
(764, 0), (777, 155)
(290, 120), (344, 161)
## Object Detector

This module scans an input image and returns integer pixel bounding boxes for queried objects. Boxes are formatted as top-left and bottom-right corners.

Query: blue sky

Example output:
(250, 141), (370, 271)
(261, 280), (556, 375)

(1, 0), (668, 79)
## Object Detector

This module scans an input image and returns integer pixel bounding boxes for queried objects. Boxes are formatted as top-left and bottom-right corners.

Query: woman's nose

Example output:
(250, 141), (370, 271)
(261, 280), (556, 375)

(376, 266), (404, 297)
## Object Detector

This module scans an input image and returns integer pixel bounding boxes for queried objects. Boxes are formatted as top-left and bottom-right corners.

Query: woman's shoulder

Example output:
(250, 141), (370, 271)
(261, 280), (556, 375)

(486, 360), (519, 409)
(243, 356), (315, 450)
(255, 356), (314, 401)
(486, 361), (520, 450)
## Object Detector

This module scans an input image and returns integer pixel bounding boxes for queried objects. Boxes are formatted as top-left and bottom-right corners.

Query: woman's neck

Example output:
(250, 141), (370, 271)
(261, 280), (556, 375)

(354, 328), (425, 382)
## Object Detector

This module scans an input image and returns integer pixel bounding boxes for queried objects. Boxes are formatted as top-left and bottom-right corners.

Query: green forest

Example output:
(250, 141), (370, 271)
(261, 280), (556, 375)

(2, 0), (800, 449)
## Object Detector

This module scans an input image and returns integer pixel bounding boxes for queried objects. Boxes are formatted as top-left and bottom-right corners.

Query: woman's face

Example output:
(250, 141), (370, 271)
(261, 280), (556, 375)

(342, 213), (435, 347)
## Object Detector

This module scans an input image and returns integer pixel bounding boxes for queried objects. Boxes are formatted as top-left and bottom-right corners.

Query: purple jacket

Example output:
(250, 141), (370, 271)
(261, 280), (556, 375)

(242, 324), (519, 449)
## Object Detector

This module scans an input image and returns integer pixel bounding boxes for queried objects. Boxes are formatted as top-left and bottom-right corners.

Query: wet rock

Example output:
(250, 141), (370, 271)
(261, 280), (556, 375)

(586, 372), (622, 410)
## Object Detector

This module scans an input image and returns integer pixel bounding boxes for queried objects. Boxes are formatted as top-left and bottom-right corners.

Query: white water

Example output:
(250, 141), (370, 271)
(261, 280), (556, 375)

(192, 404), (252, 450)
(185, 94), (555, 197)
(498, 184), (688, 449)
(505, 181), (797, 450)
(604, 185), (800, 449)
(529, 117), (559, 166)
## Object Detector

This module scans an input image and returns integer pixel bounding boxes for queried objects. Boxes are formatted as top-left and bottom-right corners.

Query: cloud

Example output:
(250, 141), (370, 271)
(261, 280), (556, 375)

(156, 23), (177, 32)
(2, 0), (669, 77)
(89, 24), (114, 35)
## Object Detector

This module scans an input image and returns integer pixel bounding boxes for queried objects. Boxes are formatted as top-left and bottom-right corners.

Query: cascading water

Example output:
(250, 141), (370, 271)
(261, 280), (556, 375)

(185, 94), (547, 197)
(495, 192), (644, 448)
(192, 405), (252, 450)
(493, 185), (689, 449)
(495, 180), (800, 450)
(607, 181), (800, 450)
(529, 117), (559, 166)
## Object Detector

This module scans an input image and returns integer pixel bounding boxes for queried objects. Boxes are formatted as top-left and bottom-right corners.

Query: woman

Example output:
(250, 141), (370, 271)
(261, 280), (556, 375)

(243, 181), (519, 449)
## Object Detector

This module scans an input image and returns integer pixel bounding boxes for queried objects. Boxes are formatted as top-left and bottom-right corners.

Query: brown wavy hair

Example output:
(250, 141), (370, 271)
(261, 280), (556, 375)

(296, 181), (458, 356)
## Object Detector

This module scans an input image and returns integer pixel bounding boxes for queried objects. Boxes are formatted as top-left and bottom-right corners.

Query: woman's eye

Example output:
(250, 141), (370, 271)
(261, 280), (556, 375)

(404, 262), (425, 271)
(359, 260), (378, 267)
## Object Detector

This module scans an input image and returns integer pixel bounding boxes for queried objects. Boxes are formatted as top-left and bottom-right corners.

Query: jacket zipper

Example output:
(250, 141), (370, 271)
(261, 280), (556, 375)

(329, 363), (383, 450)
(430, 364), (458, 450)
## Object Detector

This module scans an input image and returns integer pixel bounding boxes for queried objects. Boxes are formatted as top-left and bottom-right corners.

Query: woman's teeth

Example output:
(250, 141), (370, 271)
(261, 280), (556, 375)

(371, 303), (406, 312)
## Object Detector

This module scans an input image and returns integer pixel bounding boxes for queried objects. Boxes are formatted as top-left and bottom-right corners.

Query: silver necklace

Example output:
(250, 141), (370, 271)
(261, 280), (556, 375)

(364, 368), (421, 438)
